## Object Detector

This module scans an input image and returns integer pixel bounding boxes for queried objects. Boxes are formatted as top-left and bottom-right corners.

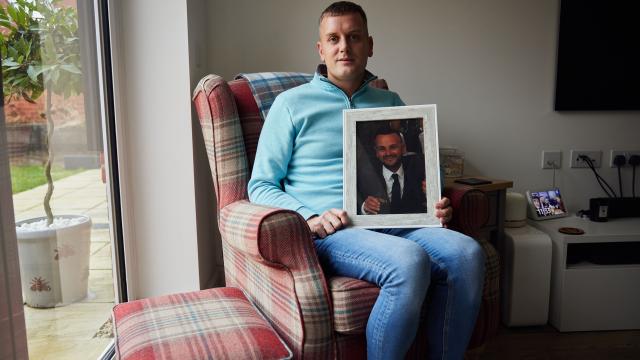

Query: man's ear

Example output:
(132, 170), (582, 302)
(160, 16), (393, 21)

(317, 41), (325, 62)
(368, 35), (374, 57)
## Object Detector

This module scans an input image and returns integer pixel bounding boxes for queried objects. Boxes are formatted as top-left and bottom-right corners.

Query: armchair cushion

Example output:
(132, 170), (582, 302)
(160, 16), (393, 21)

(329, 277), (379, 334)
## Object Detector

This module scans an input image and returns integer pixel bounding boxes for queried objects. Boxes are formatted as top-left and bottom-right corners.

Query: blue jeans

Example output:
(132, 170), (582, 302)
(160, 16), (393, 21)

(314, 227), (485, 360)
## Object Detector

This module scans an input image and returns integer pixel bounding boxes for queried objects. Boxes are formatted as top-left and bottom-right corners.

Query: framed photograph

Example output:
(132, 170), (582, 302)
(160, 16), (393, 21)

(343, 104), (441, 228)
(526, 188), (569, 221)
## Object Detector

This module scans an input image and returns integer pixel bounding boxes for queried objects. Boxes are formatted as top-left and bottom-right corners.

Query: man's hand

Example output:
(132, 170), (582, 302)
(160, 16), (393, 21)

(307, 208), (350, 239)
(363, 196), (383, 215)
(435, 197), (453, 225)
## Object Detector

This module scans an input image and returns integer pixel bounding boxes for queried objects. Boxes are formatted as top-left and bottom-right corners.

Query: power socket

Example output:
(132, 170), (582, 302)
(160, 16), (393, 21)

(541, 150), (562, 169)
(570, 150), (602, 168)
(610, 150), (640, 167)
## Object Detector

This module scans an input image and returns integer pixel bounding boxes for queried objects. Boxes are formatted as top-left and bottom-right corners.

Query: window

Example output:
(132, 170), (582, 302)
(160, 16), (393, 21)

(1, 0), (123, 357)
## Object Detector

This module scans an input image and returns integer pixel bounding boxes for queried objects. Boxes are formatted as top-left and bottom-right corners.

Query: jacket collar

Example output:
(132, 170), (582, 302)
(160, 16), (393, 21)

(312, 64), (378, 96)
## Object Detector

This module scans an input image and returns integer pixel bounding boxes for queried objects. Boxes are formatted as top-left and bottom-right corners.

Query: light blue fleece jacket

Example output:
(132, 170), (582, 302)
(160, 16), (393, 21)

(248, 67), (404, 219)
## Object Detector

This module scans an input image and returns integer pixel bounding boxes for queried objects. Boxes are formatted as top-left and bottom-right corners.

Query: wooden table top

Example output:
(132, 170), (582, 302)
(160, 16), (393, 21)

(445, 176), (513, 192)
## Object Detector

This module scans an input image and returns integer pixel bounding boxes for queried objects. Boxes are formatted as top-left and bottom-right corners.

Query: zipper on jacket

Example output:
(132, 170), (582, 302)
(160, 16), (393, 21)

(317, 72), (377, 110)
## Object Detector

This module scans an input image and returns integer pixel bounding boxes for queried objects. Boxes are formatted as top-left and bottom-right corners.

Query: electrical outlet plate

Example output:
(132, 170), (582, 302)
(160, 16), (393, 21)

(541, 150), (562, 169)
(570, 150), (602, 168)
(610, 150), (640, 167)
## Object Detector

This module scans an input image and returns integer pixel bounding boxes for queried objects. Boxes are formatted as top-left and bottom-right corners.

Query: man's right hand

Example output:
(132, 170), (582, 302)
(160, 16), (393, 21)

(307, 209), (349, 239)
(363, 196), (382, 215)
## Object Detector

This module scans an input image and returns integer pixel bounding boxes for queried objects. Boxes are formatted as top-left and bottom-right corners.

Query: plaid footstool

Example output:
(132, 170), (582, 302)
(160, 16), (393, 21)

(113, 287), (291, 360)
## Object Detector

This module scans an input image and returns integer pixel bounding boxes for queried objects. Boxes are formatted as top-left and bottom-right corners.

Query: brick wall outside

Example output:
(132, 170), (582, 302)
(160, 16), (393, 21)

(5, 94), (85, 125)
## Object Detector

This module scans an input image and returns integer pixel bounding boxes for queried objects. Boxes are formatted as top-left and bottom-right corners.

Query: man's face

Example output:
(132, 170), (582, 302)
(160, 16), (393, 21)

(374, 133), (405, 171)
(317, 13), (373, 90)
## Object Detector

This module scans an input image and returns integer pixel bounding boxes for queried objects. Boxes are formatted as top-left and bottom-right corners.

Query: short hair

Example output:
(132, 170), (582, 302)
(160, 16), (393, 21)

(319, 1), (368, 29)
(372, 125), (403, 147)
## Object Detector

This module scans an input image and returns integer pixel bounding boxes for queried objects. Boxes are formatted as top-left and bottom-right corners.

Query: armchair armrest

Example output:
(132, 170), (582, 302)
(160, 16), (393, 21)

(220, 200), (318, 267)
(219, 200), (335, 359)
(444, 186), (489, 237)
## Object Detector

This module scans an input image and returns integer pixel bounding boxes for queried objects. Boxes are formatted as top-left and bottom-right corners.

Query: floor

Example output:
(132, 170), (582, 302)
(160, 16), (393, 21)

(13, 169), (115, 360)
(480, 325), (640, 360)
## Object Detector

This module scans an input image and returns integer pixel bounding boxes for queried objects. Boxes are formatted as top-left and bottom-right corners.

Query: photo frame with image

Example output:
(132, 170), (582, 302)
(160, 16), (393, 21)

(343, 104), (441, 228)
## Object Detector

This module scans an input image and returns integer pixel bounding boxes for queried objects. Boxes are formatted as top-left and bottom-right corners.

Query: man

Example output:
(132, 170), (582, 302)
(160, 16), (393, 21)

(359, 126), (427, 214)
(248, 2), (484, 359)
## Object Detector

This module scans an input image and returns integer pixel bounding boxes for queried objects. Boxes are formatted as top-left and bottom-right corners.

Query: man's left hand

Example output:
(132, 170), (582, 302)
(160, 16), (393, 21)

(435, 197), (452, 225)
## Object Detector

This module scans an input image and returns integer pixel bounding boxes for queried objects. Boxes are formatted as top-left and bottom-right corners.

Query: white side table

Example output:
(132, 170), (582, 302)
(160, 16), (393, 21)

(529, 215), (640, 331)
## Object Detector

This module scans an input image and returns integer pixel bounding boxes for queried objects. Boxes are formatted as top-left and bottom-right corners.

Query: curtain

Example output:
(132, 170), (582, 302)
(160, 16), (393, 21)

(0, 95), (29, 359)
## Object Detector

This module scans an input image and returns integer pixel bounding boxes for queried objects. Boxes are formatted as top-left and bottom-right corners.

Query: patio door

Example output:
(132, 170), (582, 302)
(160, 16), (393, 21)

(0, 0), (124, 358)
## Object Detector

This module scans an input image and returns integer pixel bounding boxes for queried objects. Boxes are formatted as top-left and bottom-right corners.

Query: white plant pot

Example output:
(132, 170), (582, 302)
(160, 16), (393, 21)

(16, 215), (92, 308)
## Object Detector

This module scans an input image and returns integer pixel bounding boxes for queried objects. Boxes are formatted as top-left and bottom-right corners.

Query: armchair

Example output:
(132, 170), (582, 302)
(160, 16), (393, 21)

(192, 73), (498, 359)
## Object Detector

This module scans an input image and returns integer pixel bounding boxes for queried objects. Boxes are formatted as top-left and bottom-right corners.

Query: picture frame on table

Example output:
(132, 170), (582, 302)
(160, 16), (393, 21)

(343, 104), (441, 228)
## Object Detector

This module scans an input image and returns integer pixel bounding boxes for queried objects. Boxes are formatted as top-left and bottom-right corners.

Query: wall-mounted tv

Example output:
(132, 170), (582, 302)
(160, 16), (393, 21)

(554, 1), (640, 111)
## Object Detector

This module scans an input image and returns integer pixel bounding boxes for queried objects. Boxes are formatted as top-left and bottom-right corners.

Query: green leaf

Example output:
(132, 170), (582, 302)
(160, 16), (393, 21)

(23, 39), (31, 58)
(2, 59), (20, 66)
(0, 19), (17, 31)
(7, 45), (17, 58)
(60, 64), (81, 74)
(15, 6), (25, 27)
(26, 65), (39, 81)
(6, 4), (18, 23)
(33, 64), (56, 76)
(30, 87), (43, 101)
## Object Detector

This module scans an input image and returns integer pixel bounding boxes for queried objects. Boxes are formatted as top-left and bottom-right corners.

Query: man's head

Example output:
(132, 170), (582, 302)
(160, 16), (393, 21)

(317, 2), (373, 95)
(373, 126), (405, 172)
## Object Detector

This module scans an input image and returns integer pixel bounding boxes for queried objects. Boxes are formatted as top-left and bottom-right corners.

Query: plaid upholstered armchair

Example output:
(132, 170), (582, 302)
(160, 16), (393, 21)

(192, 72), (499, 359)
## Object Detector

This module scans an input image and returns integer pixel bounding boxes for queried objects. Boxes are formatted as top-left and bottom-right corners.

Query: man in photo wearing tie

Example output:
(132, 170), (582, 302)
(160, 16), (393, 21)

(359, 125), (428, 215)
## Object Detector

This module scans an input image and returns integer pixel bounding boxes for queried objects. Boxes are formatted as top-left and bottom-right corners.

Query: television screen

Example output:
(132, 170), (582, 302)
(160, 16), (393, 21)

(554, 1), (640, 110)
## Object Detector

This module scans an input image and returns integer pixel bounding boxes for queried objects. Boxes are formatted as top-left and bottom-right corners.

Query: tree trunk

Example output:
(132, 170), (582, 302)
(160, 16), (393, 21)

(44, 87), (54, 225)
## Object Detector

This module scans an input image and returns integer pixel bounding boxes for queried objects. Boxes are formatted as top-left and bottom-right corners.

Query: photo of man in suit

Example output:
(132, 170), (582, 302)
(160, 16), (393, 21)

(357, 123), (428, 215)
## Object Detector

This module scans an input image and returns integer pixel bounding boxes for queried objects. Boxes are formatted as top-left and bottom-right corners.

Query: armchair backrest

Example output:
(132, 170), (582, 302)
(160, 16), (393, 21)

(193, 73), (389, 211)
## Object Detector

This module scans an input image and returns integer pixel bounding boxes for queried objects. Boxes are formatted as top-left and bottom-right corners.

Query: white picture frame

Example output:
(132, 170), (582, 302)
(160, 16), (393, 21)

(343, 104), (441, 228)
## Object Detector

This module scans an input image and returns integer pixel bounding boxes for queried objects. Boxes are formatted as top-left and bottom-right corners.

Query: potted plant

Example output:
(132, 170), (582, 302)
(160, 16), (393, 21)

(1, 0), (91, 308)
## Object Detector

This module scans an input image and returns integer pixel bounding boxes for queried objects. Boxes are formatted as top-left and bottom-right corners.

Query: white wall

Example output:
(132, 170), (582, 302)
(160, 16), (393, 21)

(109, 0), (201, 298)
(206, 0), (640, 212)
